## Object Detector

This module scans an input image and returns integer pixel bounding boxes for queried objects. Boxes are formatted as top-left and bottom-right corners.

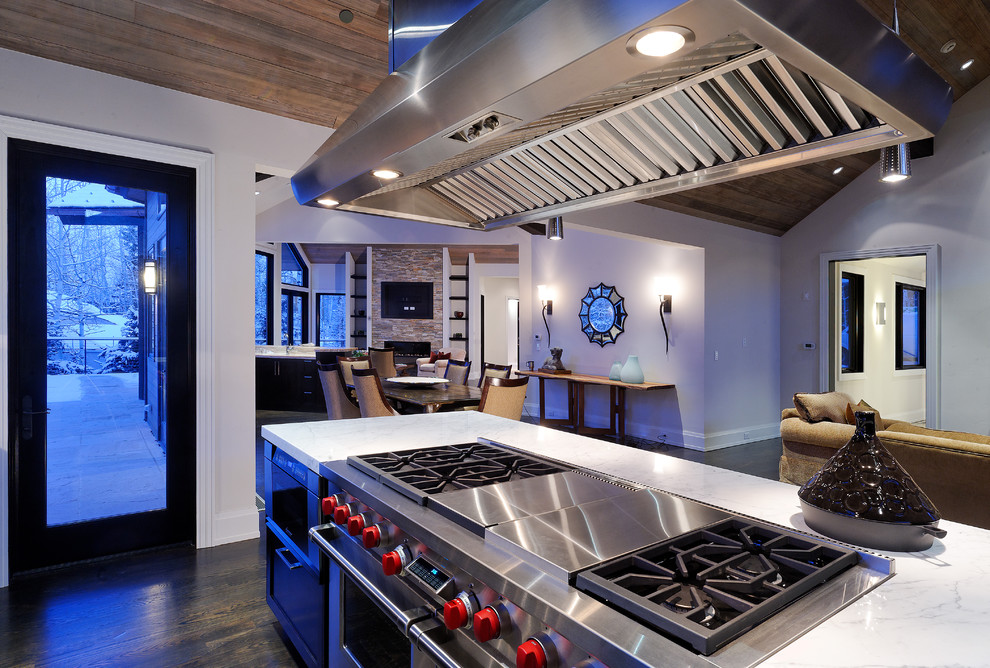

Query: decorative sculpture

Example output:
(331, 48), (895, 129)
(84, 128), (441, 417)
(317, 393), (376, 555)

(540, 347), (569, 373)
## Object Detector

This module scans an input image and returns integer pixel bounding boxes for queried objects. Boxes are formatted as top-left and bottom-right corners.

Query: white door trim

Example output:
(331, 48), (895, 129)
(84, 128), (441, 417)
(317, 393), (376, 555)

(818, 244), (941, 428)
(0, 115), (216, 587)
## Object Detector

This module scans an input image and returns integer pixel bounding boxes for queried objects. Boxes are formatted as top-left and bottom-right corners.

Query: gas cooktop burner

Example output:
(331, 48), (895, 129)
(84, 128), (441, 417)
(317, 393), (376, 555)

(576, 518), (859, 656)
(348, 443), (567, 503)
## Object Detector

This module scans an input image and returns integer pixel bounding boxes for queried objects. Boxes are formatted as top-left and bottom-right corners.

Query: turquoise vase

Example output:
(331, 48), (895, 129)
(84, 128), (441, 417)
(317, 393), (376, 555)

(619, 354), (644, 384)
(609, 361), (623, 380)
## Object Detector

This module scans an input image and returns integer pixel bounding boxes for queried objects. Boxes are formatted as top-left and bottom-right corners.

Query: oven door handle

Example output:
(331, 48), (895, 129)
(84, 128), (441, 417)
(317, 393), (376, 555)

(309, 523), (433, 634)
(409, 617), (467, 668)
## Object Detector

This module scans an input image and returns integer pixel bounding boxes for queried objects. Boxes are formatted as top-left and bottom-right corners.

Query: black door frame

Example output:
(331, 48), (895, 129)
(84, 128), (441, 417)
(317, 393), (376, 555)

(7, 139), (196, 572)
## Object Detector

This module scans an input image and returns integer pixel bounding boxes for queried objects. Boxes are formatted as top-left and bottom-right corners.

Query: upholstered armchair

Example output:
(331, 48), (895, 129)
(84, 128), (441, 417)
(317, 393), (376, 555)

(416, 347), (467, 377)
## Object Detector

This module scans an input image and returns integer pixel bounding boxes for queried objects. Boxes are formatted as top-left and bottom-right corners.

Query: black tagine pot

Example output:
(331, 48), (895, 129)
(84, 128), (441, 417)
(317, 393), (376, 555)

(798, 411), (947, 552)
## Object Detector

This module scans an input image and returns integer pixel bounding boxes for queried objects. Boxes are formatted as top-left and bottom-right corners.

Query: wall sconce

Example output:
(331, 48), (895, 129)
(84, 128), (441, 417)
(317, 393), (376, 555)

(143, 260), (157, 295)
(654, 276), (677, 354)
(876, 301), (887, 325)
(537, 284), (553, 347)
(546, 216), (563, 240)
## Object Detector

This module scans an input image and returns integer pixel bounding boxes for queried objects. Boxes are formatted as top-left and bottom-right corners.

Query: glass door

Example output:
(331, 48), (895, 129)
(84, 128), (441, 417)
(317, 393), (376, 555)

(8, 139), (195, 571)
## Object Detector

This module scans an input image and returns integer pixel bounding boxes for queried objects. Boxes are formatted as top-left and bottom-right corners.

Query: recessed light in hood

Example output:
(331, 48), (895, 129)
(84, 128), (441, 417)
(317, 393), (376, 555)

(372, 169), (403, 180)
(629, 26), (693, 58)
(292, 0), (952, 231)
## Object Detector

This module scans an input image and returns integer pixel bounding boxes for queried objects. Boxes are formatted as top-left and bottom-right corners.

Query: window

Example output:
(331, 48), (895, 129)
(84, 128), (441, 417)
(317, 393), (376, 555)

(281, 289), (308, 345)
(841, 272), (864, 373)
(896, 282), (926, 369)
(281, 242), (308, 287)
(317, 293), (346, 347)
(255, 251), (273, 344)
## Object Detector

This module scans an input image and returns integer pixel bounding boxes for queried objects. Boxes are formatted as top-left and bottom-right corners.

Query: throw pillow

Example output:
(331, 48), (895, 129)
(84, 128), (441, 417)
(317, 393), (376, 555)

(845, 400), (883, 427)
(793, 391), (854, 424)
(429, 351), (451, 364)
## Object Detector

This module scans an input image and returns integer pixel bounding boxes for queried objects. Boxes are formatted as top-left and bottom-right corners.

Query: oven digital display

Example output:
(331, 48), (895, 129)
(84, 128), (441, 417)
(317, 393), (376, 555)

(407, 556), (451, 592)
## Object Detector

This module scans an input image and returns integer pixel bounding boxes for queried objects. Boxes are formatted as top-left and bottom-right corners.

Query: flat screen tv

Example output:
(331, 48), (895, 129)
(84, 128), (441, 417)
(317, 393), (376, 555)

(381, 281), (434, 319)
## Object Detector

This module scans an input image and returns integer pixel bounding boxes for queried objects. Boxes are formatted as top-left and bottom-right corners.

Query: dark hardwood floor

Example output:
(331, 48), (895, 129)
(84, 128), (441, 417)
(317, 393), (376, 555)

(0, 537), (303, 668)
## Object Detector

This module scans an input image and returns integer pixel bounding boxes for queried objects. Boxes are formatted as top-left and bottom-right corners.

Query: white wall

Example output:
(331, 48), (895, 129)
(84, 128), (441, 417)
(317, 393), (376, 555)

(781, 74), (990, 436)
(0, 46), (335, 584)
(833, 257), (926, 423)
(566, 203), (782, 449)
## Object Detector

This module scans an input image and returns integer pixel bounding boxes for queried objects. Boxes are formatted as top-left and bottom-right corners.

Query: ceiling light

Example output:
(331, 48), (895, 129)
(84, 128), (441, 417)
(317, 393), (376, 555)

(255, 190), (260, 195)
(879, 143), (911, 183)
(832, 166), (844, 175)
(372, 168), (402, 180)
(316, 197), (339, 207)
(546, 216), (563, 240)
(627, 26), (693, 58)
(961, 58), (975, 70)
(940, 40), (956, 54)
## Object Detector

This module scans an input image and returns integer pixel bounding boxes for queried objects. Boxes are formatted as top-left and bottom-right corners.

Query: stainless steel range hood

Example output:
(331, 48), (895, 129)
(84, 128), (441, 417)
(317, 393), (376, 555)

(291, 0), (953, 230)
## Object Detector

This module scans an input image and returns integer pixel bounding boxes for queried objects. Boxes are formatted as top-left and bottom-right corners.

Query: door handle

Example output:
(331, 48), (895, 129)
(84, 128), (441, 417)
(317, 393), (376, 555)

(21, 395), (51, 440)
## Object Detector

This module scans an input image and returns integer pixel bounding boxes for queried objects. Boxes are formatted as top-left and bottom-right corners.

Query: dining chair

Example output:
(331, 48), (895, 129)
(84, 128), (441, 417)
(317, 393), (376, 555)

(478, 376), (529, 421)
(351, 367), (401, 417)
(443, 359), (472, 385)
(336, 356), (370, 387)
(317, 363), (361, 420)
(477, 362), (512, 388)
(368, 346), (397, 378)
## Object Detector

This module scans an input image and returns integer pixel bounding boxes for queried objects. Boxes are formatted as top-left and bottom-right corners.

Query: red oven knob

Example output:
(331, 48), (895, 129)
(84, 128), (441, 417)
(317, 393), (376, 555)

(442, 591), (478, 630)
(443, 599), (469, 629)
(362, 524), (382, 549)
(321, 493), (344, 517)
(517, 640), (547, 668)
(473, 606), (504, 642)
(517, 635), (557, 668)
(334, 503), (354, 525)
(347, 513), (367, 536)
(382, 545), (410, 577)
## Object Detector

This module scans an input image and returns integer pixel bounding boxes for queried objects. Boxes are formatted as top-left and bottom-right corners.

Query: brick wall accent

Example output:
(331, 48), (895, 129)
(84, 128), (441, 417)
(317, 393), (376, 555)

(371, 248), (443, 350)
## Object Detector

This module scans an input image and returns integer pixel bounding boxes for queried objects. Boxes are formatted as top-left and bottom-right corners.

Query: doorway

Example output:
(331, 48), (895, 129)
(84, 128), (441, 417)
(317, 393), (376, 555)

(821, 246), (938, 428)
(7, 139), (196, 572)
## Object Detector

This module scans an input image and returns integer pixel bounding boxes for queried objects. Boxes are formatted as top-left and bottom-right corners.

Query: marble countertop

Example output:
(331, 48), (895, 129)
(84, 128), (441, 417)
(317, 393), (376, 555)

(255, 345), (356, 359)
(261, 412), (990, 667)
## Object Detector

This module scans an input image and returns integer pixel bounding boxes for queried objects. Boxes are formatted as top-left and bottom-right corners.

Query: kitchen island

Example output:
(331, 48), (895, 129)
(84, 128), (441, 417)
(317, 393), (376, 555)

(262, 412), (990, 667)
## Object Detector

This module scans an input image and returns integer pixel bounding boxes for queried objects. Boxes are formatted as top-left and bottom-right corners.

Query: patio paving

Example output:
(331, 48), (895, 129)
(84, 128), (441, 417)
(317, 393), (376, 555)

(46, 372), (165, 526)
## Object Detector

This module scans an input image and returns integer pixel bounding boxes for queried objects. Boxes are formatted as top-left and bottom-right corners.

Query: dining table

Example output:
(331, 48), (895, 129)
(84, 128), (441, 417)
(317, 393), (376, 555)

(380, 377), (482, 413)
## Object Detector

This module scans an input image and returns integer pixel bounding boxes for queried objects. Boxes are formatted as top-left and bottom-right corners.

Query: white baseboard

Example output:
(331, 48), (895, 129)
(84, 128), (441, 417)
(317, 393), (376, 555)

(523, 402), (780, 452)
(701, 422), (781, 451)
(207, 508), (261, 547)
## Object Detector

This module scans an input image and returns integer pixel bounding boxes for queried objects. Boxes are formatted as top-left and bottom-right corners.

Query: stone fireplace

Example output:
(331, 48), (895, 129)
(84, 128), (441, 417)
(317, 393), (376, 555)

(371, 248), (443, 350)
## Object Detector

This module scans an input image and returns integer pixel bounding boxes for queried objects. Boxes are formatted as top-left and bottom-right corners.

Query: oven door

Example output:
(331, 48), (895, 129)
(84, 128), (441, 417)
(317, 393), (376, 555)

(311, 524), (491, 668)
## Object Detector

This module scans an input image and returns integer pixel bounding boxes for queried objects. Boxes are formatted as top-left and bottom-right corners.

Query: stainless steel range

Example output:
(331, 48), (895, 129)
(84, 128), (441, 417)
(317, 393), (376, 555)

(309, 439), (893, 668)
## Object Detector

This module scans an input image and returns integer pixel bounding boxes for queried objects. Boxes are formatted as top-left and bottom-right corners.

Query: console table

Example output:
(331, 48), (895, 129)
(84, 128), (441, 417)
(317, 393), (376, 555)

(516, 370), (674, 441)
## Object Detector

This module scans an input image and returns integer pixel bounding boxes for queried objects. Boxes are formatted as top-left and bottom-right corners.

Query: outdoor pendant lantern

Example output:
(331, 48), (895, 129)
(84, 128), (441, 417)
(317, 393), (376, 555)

(143, 260), (157, 294)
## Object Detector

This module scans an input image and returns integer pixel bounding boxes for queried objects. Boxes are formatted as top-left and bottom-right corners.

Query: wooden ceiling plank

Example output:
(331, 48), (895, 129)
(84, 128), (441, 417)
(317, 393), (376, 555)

(639, 198), (791, 236)
(272, 0), (391, 42)
(131, 1), (385, 93)
(181, 0), (388, 66)
(0, 3), (369, 125)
